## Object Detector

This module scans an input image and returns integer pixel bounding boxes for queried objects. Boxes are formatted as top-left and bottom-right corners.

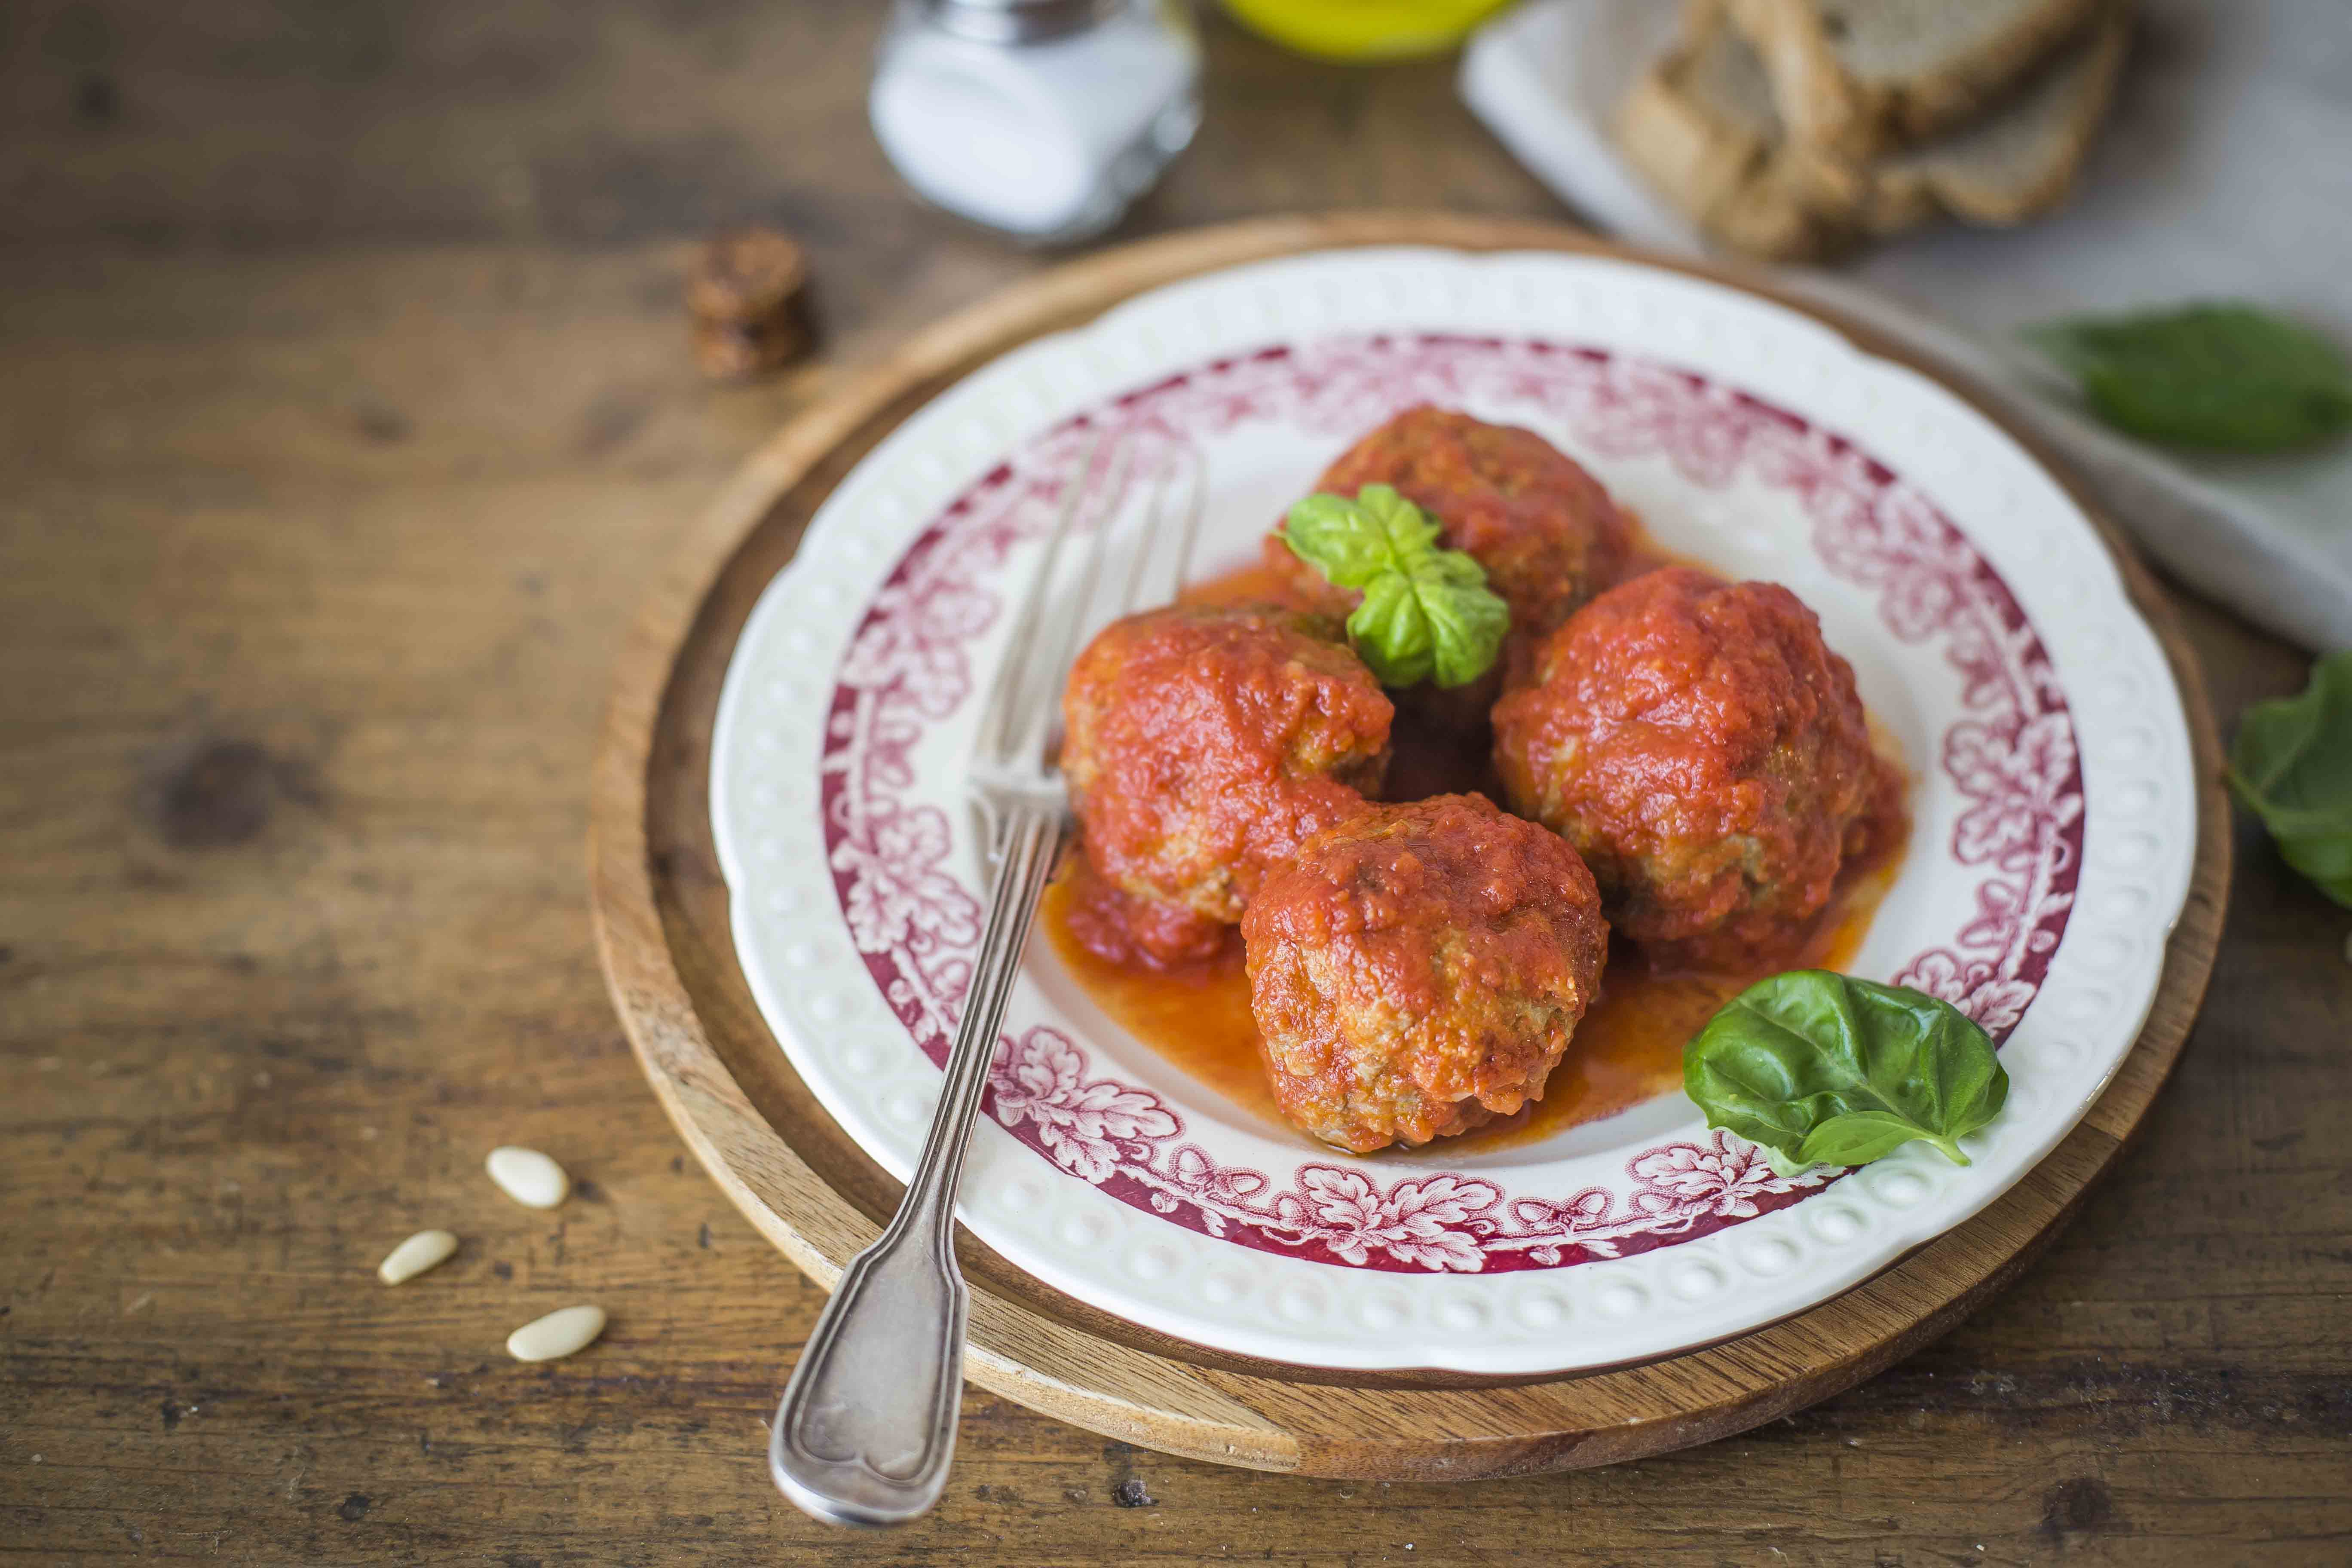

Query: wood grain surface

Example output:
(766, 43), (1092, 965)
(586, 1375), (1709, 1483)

(591, 212), (2231, 1481)
(3, 2), (2348, 1562)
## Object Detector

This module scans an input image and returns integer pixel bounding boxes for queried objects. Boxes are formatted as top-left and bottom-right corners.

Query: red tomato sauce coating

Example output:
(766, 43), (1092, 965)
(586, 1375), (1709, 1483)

(1055, 846), (1231, 969)
(1048, 413), (1910, 1152)
(1060, 603), (1393, 963)
(1492, 565), (1902, 972)
(1240, 793), (1609, 1152)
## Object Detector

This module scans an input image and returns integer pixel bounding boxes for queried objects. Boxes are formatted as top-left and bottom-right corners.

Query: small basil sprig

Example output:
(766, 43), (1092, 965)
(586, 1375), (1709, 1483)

(2228, 649), (2352, 908)
(1684, 971), (2008, 1175)
(1277, 484), (1510, 689)
(2025, 303), (2352, 452)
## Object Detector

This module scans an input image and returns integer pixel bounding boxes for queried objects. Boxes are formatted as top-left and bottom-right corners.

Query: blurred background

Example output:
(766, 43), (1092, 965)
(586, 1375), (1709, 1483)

(10, 0), (2343, 641)
(4, 3), (2350, 1563)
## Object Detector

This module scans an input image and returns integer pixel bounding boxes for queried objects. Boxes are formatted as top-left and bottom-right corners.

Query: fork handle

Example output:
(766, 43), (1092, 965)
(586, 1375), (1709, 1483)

(769, 803), (1064, 1527)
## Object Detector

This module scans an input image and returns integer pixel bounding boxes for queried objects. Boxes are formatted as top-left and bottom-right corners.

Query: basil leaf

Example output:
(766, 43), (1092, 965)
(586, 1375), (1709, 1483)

(1354, 481), (1443, 562)
(2228, 650), (2352, 908)
(1277, 484), (1510, 689)
(1417, 551), (1511, 688)
(2025, 303), (2352, 452)
(1280, 492), (1391, 588)
(1683, 971), (2008, 1171)
(1795, 1110), (1955, 1168)
(1347, 573), (1437, 688)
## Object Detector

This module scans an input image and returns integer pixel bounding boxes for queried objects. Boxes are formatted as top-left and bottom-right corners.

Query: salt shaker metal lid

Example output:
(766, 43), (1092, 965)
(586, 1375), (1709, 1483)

(922, 0), (1121, 44)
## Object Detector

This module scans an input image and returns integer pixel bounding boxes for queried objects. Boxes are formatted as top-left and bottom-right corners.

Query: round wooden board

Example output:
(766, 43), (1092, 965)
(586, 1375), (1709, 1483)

(588, 212), (2230, 1480)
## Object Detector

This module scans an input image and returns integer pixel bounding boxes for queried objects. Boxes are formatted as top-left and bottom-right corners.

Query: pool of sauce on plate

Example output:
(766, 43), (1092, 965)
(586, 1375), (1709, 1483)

(1047, 545), (1910, 1157)
(1043, 835), (1901, 1156)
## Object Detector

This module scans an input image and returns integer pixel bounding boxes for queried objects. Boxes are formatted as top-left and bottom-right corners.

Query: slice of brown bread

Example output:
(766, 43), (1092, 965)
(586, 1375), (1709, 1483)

(1846, 7), (2129, 231)
(1616, 0), (2129, 260)
(1614, 0), (1853, 260)
(1723, 0), (2109, 159)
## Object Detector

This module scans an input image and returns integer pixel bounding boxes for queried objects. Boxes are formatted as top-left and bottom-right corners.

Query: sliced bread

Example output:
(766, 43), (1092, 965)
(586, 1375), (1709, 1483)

(1722, 0), (2110, 159)
(1847, 8), (2128, 232)
(1614, 0), (1852, 260)
(1616, 0), (2130, 260)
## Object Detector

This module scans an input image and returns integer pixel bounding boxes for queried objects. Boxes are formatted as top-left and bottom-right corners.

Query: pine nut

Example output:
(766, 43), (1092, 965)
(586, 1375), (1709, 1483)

(506, 1304), (606, 1362)
(377, 1229), (459, 1285)
(485, 1146), (570, 1209)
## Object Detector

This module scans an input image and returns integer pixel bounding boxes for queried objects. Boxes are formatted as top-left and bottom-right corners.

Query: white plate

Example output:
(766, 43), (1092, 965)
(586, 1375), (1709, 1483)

(709, 248), (2196, 1374)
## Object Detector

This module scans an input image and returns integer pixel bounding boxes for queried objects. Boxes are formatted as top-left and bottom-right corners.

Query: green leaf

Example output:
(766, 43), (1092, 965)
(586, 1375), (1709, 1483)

(1276, 484), (1510, 689)
(2227, 650), (2352, 908)
(2024, 303), (2352, 452)
(1355, 481), (1443, 562)
(1417, 554), (1511, 688)
(1279, 493), (1391, 588)
(1796, 1110), (1960, 1169)
(1347, 573), (1437, 688)
(1682, 971), (2009, 1173)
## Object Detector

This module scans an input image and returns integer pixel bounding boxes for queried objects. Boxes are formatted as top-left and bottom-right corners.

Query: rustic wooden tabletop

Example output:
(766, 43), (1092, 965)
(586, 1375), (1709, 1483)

(4, 3), (2346, 1563)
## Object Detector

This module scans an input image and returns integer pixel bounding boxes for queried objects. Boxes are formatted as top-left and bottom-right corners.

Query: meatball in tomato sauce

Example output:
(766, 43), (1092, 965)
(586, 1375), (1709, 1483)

(1241, 793), (1608, 1152)
(1263, 404), (1633, 667)
(1061, 603), (1392, 963)
(1492, 566), (1902, 972)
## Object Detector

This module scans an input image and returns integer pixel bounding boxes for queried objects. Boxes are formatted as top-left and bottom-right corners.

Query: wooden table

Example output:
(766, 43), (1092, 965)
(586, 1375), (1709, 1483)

(4, 5), (2345, 1562)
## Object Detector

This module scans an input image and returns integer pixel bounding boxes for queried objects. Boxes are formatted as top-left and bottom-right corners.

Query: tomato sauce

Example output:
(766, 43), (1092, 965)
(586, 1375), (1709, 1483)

(1049, 539), (1911, 1155)
(1043, 818), (1903, 1155)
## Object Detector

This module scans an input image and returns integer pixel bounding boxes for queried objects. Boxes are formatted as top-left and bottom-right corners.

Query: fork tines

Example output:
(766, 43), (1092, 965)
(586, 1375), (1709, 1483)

(974, 429), (1204, 781)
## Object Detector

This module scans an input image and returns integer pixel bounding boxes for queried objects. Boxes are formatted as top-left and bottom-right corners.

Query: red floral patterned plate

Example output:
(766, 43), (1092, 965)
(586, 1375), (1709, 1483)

(708, 249), (2196, 1373)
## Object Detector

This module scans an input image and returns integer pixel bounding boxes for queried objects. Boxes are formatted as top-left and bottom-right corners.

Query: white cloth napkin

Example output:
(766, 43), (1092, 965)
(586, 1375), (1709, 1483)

(1460, 0), (2352, 651)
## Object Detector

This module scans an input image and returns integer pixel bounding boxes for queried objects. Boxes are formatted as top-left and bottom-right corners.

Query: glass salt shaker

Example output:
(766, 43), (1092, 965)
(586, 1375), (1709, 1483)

(870, 0), (1203, 245)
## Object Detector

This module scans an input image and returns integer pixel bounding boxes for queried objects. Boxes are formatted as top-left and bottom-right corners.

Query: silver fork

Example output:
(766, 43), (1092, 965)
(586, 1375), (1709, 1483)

(769, 429), (1203, 1528)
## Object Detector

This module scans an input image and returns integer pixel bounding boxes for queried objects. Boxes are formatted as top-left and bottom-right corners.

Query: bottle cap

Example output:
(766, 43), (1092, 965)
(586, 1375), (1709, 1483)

(922, 0), (1118, 45)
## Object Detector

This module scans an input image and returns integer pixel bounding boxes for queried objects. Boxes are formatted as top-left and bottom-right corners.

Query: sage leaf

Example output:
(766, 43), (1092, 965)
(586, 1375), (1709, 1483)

(1683, 971), (2008, 1171)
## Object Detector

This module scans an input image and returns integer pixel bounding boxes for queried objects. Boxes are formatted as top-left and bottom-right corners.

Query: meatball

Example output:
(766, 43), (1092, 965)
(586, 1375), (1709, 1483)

(1055, 849), (1229, 970)
(1262, 404), (1633, 669)
(1240, 794), (1608, 1152)
(1061, 603), (1393, 961)
(1492, 566), (1900, 971)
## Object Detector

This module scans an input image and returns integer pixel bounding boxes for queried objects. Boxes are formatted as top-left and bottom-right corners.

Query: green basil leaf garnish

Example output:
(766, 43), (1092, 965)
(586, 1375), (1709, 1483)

(1276, 484), (1510, 689)
(1683, 971), (2009, 1172)
(1416, 548), (1511, 689)
(2227, 650), (2352, 908)
(1348, 572), (1439, 688)
(1278, 491), (1396, 588)
(2025, 303), (2352, 452)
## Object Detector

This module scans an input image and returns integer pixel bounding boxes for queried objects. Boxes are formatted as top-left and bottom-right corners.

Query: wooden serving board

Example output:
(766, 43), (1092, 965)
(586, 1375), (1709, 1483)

(588, 212), (2230, 1479)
